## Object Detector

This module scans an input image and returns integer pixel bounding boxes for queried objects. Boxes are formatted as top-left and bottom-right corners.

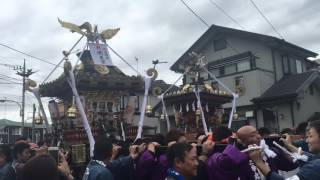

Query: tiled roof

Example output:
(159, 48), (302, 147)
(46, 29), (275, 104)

(252, 71), (319, 103)
(171, 24), (318, 73)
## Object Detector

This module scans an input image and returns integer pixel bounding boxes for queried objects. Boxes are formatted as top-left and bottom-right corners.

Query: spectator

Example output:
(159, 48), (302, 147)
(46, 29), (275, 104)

(280, 128), (294, 135)
(5, 142), (31, 180)
(258, 127), (271, 138)
(21, 153), (73, 180)
(249, 120), (320, 180)
(82, 138), (114, 180)
(166, 143), (198, 180)
(0, 145), (11, 180)
(293, 121), (309, 152)
(136, 129), (186, 180)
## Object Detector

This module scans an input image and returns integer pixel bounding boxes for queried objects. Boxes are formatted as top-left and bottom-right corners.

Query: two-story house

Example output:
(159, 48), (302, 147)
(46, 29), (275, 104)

(0, 119), (47, 144)
(171, 24), (320, 132)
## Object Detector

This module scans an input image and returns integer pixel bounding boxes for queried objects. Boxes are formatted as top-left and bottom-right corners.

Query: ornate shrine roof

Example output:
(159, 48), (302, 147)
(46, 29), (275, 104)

(39, 50), (144, 99)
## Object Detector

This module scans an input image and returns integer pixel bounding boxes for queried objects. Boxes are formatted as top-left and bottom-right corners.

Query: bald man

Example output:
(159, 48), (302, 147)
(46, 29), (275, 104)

(203, 125), (297, 180)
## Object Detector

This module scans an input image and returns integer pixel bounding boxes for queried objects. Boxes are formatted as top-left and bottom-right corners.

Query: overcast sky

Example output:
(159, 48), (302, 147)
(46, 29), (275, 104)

(0, 0), (319, 123)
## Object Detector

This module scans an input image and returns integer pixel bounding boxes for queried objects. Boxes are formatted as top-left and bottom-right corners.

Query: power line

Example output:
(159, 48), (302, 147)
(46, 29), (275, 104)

(0, 83), (21, 85)
(249, 0), (284, 39)
(178, 0), (240, 54)
(0, 74), (21, 81)
(0, 77), (20, 83)
(207, 0), (246, 30)
(179, 0), (210, 28)
(0, 42), (60, 67)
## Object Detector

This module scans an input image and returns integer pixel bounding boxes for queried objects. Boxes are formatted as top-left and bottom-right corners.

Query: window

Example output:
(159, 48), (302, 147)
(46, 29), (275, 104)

(107, 102), (113, 112)
(225, 64), (237, 74)
(219, 67), (225, 76)
(235, 76), (245, 96)
(282, 55), (290, 75)
(237, 60), (251, 72)
(214, 38), (227, 51)
(296, 60), (302, 73)
(210, 69), (220, 77)
(0, 128), (8, 134)
(98, 102), (106, 112)
(12, 127), (21, 135)
(92, 102), (98, 112)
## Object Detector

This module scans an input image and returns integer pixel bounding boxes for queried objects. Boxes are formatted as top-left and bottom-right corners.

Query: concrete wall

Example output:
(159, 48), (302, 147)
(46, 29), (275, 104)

(275, 104), (293, 131)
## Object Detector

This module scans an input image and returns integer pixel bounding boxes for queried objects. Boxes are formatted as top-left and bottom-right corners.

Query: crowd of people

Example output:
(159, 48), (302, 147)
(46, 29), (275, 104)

(0, 119), (320, 180)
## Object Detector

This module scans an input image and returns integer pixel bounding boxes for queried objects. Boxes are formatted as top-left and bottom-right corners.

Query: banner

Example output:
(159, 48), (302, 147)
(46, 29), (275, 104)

(88, 42), (113, 66)
(123, 96), (137, 124)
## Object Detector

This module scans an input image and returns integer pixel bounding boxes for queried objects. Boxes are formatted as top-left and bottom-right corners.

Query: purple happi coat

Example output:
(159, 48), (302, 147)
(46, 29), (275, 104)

(136, 150), (168, 180)
(206, 145), (297, 180)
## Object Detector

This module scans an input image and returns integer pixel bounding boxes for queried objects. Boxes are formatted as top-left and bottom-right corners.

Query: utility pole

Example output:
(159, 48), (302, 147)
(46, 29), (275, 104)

(32, 104), (36, 142)
(16, 59), (35, 137)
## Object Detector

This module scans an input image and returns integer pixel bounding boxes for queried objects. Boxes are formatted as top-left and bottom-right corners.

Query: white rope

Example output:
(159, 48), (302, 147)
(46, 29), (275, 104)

(158, 68), (190, 131)
(66, 69), (95, 157)
(30, 88), (49, 133)
(161, 70), (188, 96)
(135, 76), (152, 140)
(120, 122), (126, 141)
(41, 35), (84, 84)
(160, 94), (170, 131)
(194, 88), (208, 135)
(202, 67), (238, 128)
(273, 142), (308, 162)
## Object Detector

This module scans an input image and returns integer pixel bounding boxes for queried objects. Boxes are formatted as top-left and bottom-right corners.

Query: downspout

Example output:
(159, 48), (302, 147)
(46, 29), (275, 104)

(254, 108), (258, 127)
(271, 48), (277, 82)
(290, 102), (295, 127)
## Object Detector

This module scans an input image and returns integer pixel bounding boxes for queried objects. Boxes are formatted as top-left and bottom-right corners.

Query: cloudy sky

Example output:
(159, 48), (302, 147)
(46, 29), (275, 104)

(0, 0), (319, 123)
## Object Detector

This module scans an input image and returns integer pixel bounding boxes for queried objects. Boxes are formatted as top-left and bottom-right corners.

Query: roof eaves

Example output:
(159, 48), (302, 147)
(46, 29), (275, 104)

(251, 93), (297, 104)
(295, 71), (319, 93)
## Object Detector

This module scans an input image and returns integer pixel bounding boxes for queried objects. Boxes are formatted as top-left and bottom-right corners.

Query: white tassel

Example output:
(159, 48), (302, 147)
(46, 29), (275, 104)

(205, 103), (209, 112)
(186, 103), (189, 112)
(260, 139), (277, 158)
(179, 104), (182, 112)
(192, 101), (195, 111)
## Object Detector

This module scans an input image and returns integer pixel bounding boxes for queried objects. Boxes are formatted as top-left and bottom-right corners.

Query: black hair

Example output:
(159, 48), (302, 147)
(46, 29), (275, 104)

(0, 144), (12, 162)
(13, 143), (30, 159)
(166, 129), (185, 144)
(258, 127), (271, 137)
(152, 134), (166, 146)
(296, 122), (309, 136)
(308, 120), (320, 137)
(212, 126), (232, 142)
(93, 138), (113, 161)
(22, 154), (59, 180)
(166, 143), (193, 168)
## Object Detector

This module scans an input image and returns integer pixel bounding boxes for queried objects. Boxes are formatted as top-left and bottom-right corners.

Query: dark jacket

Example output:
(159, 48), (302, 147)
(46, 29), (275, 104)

(267, 152), (320, 180)
(107, 156), (134, 180)
(82, 160), (113, 180)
